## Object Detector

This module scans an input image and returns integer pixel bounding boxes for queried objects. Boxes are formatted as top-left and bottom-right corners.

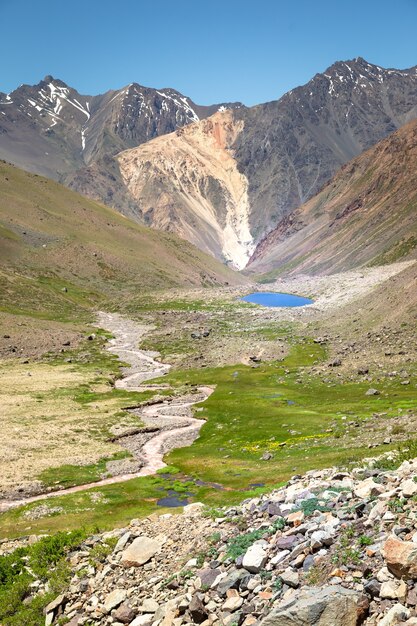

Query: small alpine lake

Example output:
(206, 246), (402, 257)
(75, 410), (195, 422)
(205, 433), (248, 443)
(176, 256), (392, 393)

(241, 292), (313, 307)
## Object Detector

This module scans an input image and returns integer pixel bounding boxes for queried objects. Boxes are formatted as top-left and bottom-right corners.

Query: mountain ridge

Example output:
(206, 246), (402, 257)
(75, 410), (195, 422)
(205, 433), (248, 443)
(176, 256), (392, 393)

(1, 58), (417, 269)
(247, 117), (417, 277)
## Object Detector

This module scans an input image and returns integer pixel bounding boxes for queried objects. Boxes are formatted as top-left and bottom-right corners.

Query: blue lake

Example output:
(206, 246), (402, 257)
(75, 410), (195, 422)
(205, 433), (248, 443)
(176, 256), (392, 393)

(241, 292), (313, 307)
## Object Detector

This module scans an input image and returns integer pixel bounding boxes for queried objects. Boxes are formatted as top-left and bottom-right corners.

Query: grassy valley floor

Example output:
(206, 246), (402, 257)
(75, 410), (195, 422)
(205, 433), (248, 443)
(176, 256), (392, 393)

(0, 263), (416, 539)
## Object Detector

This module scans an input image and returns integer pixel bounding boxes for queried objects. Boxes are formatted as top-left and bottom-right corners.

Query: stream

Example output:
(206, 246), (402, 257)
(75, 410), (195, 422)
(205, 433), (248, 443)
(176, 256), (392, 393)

(0, 312), (213, 512)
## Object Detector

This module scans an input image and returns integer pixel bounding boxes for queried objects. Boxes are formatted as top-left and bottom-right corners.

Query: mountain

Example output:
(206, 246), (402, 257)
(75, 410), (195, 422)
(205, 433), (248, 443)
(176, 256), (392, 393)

(1, 59), (417, 269)
(114, 58), (417, 267)
(0, 76), (242, 184)
(0, 160), (244, 317)
(117, 111), (254, 269)
(246, 118), (417, 277)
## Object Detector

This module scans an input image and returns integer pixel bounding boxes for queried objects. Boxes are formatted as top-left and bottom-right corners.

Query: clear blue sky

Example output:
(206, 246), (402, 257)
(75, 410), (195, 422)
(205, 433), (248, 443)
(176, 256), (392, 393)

(2, 0), (417, 105)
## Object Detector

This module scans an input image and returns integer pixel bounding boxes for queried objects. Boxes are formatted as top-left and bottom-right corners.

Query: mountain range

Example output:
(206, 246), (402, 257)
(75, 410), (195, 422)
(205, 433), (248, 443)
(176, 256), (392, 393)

(1, 58), (417, 270)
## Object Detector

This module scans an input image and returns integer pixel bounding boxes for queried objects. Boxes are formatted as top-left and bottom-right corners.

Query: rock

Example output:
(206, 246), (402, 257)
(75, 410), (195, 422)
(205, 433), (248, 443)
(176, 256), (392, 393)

(310, 530), (334, 550)
(113, 602), (136, 624)
(365, 388), (380, 396)
(407, 587), (417, 606)
(380, 579), (407, 600)
(242, 544), (267, 573)
(217, 569), (245, 596)
(104, 589), (127, 613)
(259, 585), (368, 625)
(364, 579), (381, 598)
(189, 594), (208, 623)
(280, 568), (299, 588)
(44, 594), (67, 616)
(45, 613), (54, 626)
(121, 535), (164, 566)
(287, 510), (305, 526)
(354, 478), (384, 499)
(198, 567), (221, 588)
(402, 479), (417, 498)
(275, 535), (298, 550)
(115, 531), (131, 552)
(357, 367), (369, 375)
(378, 603), (410, 626)
(261, 452), (273, 461)
(139, 599), (160, 613)
(223, 589), (244, 612)
(183, 502), (205, 516)
(328, 359), (342, 367)
(129, 615), (154, 626)
(382, 536), (417, 579)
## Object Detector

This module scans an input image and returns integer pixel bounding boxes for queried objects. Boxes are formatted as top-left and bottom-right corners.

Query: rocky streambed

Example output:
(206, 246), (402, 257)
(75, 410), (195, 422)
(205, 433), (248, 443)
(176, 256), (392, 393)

(0, 313), (213, 512)
(15, 450), (417, 626)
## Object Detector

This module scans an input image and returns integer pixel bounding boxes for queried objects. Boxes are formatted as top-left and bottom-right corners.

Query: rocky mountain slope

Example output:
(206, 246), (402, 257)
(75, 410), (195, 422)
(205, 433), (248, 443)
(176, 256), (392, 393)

(0, 76), (240, 186)
(7, 450), (417, 626)
(2, 59), (417, 269)
(117, 111), (254, 269)
(247, 118), (417, 277)
(0, 161), (244, 316)
(114, 58), (417, 266)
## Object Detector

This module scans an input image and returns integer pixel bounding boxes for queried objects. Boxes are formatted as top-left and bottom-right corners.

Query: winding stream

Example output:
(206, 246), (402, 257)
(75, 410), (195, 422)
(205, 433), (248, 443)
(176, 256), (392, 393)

(0, 312), (213, 512)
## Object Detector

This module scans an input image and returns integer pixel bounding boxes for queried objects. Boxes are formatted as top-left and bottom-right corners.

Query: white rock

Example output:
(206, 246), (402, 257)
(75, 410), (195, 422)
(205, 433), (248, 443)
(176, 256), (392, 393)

(379, 603), (410, 626)
(270, 550), (290, 565)
(354, 478), (385, 499)
(115, 532), (131, 552)
(129, 615), (154, 626)
(242, 544), (267, 573)
(121, 536), (164, 567)
(402, 479), (417, 498)
(380, 579), (407, 600)
(139, 598), (160, 613)
(103, 589), (127, 613)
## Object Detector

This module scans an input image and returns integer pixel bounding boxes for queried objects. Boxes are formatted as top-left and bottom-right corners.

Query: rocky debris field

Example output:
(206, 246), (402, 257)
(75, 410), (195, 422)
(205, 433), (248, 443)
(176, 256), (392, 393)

(9, 451), (417, 626)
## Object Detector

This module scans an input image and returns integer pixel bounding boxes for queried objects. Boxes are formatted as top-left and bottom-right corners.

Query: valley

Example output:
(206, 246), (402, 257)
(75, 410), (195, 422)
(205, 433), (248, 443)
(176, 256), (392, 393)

(0, 48), (417, 626)
(0, 260), (415, 541)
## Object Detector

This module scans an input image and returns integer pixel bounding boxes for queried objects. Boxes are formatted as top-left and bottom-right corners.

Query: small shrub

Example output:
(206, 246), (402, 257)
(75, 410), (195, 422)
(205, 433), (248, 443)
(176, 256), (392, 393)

(358, 535), (373, 547)
(226, 529), (266, 560)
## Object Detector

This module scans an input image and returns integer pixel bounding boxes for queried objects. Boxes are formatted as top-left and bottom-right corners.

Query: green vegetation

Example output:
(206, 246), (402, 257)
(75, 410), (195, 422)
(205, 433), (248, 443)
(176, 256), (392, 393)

(1, 326), (415, 539)
(369, 235), (417, 267)
(0, 530), (86, 626)
(38, 450), (132, 489)
(332, 527), (362, 566)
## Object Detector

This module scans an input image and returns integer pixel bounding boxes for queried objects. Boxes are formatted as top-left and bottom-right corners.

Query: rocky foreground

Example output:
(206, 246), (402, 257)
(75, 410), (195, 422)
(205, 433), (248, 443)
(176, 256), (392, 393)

(8, 452), (417, 626)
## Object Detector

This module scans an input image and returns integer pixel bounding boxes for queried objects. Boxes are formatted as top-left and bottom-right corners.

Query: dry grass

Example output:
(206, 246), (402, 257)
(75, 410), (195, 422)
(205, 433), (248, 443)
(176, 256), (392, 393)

(0, 360), (139, 495)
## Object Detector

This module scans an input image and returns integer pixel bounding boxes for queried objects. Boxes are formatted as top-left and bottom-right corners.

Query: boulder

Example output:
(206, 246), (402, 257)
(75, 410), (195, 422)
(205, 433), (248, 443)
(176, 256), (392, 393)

(113, 602), (136, 624)
(242, 544), (267, 573)
(402, 479), (417, 498)
(139, 599), (160, 613)
(259, 585), (368, 626)
(188, 594), (208, 623)
(280, 569), (299, 588)
(354, 478), (384, 499)
(103, 589), (127, 613)
(380, 579), (407, 600)
(44, 594), (67, 616)
(382, 536), (417, 579)
(121, 535), (164, 566)
(129, 615), (154, 626)
(223, 589), (244, 612)
(378, 604), (410, 626)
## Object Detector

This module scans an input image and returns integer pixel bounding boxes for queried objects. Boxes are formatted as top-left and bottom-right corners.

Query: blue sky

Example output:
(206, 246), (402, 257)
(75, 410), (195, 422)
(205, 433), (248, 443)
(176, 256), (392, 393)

(2, 0), (417, 105)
